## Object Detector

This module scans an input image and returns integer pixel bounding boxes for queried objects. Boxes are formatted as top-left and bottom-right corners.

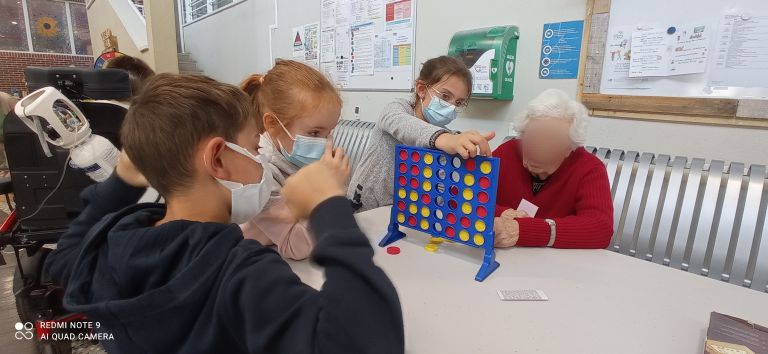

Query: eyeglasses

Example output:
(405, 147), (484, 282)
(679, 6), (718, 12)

(428, 86), (469, 113)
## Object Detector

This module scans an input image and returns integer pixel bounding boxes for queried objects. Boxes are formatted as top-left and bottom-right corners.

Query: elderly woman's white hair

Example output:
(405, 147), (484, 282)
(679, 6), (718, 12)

(514, 89), (588, 149)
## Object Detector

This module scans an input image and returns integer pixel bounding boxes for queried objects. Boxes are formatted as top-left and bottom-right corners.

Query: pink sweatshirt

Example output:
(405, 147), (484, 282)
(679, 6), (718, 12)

(239, 133), (314, 260)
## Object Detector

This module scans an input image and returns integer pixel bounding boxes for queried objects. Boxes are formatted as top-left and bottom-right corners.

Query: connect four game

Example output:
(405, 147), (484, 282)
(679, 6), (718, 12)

(379, 145), (501, 281)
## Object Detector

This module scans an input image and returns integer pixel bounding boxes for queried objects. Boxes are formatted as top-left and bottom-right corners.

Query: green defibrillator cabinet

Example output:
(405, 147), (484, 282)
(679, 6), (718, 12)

(448, 26), (519, 100)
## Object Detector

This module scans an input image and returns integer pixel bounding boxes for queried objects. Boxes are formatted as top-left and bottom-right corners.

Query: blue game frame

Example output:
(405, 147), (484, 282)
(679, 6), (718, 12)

(379, 145), (501, 281)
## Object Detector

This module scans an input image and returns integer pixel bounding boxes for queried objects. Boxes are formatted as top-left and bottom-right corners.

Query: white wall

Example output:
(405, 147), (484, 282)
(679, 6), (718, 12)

(183, 0), (767, 166)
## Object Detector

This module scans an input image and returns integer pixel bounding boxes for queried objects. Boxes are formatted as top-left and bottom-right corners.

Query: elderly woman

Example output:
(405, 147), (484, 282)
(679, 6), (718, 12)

(492, 89), (613, 249)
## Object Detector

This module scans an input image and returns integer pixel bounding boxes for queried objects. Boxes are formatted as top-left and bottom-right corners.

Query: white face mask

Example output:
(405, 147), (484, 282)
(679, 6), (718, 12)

(214, 142), (273, 224)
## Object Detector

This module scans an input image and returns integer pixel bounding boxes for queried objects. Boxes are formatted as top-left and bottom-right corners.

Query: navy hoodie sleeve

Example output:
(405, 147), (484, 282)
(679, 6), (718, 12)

(45, 174), (146, 288)
(224, 196), (404, 354)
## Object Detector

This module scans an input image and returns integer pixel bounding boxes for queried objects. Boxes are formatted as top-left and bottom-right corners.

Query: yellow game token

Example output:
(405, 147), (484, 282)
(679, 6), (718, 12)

(424, 153), (433, 164)
(474, 234), (484, 246)
(459, 230), (470, 241)
(480, 161), (492, 174)
(409, 203), (417, 214)
(463, 188), (473, 200)
(462, 202), (472, 214)
(421, 206), (430, 218)
(425, 243), (439, 252)
(423, 166), (433, 178)
(423, 180), (432, 191)
(464, 174), (475, 186)
(475, 220), (486, 232)
(398, 188), (406, 199)
(397, 213), (405, 223)
(420, 219), (429, 230)
(430, 237), (444, 244)
(409, 190), (418, 201)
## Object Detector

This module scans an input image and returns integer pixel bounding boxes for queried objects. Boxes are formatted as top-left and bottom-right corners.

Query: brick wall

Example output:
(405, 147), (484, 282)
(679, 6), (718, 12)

(0, 51), (94, 94)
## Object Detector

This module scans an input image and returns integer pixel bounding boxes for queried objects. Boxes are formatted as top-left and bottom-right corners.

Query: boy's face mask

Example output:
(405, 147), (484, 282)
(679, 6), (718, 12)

(274, 116), (326, 167)
(215, 142), (273, 224)
(421, 86), (458, 127)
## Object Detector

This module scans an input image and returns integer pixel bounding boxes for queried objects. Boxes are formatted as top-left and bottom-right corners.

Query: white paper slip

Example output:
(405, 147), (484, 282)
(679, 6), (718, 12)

(497, 289), (549, 301)
(517, 198), (539, 217)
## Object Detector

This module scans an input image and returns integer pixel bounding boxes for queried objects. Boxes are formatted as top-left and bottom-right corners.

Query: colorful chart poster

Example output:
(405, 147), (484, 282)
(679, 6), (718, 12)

(319, 0), (415, 90)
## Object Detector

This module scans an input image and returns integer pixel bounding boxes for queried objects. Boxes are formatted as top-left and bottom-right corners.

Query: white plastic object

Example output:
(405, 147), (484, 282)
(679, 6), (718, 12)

(69, 135), (120, 182)
(15, 87), (92, 148)
(14, 86), (119, 182)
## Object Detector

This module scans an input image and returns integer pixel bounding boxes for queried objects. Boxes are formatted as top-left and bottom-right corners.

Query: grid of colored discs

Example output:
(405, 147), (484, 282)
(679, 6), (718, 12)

(394, 146), (497, 248)
(395, 149), (437, 234)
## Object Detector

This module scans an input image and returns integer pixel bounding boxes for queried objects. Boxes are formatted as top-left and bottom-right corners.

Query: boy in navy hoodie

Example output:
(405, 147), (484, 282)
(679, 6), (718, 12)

(43, 74), (404, 353)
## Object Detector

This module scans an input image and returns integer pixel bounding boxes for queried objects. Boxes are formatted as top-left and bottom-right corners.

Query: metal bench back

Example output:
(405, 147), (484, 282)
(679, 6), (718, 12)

(332, 119), (377, 170)
(586, 146), (768, 293)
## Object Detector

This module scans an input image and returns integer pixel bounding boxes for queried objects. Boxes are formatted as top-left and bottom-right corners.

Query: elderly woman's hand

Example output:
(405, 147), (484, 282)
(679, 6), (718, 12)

(494, 214), (520, 248)
(501, 208), (530, 219)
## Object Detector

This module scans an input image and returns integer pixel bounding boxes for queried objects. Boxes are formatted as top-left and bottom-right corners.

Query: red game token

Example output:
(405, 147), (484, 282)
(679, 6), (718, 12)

(411, 151), (421, 162)
(410, 178), (419, 188)
(450, 185), (459, 196)
(448, 199), (458, 210)
(465, 159), (476, 171)
(411, 165), (420, 175)
(398, 176), (406, 186)
(478, 191), (489, 203)
(479, 176), (491, 189)
(397, 200), (405, 211)
(408, 216), (417, 226)
(445, 226), (455, 237)
(399, 150), (407, 160)
(421, 194), (431, 204)
(386, 246), (401, 255)
(477, 206), (487, 218)
(399, 163), (407, 173)
(460, 216), (470, 228)
(446, 213), (457, 224)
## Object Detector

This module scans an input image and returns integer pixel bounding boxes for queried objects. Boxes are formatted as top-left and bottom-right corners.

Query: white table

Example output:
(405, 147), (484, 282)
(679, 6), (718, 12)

(288, 207), (768, 354)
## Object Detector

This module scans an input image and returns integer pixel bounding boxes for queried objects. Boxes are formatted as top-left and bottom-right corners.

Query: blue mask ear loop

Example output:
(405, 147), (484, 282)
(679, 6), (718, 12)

(270, 113), (297, 154)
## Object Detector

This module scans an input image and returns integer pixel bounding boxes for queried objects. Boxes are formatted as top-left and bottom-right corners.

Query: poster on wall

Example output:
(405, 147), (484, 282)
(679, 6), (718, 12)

(319, 0), (416, 90)
(538, 20), (584, 79)
(291, 22), (320, 68)
(629, 23), (710, 77)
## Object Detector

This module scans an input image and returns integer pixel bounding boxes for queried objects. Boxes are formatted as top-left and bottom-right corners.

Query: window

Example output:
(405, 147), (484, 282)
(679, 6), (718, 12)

(69, 3), (91, 55)
(183, 0), (242, 24)
(27, 0), (71, 53)
(0, 0), (29, 51)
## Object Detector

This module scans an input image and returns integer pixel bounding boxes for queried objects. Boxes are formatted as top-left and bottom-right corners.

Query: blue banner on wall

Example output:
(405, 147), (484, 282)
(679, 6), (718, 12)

(539, 20), (584, 79)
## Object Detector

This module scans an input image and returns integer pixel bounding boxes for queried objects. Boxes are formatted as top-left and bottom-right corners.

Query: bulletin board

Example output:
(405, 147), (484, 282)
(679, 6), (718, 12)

(577, 0), (768, 128)
(318, 0), (416, 91)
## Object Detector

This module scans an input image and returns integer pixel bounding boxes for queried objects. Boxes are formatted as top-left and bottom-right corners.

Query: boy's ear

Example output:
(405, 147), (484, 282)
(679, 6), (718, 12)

(201, 137), (231, 181)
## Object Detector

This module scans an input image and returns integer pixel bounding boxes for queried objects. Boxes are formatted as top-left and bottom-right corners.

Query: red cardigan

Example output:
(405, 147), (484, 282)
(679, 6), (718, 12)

(492, 139), (614, 249)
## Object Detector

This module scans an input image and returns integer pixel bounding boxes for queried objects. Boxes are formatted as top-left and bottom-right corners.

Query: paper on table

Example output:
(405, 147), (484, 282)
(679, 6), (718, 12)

(517, 199), (539, 217)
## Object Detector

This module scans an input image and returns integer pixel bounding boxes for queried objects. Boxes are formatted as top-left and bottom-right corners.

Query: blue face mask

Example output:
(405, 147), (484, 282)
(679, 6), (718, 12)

(275, 117), (326, 167)
(421, 90), (458, 127)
